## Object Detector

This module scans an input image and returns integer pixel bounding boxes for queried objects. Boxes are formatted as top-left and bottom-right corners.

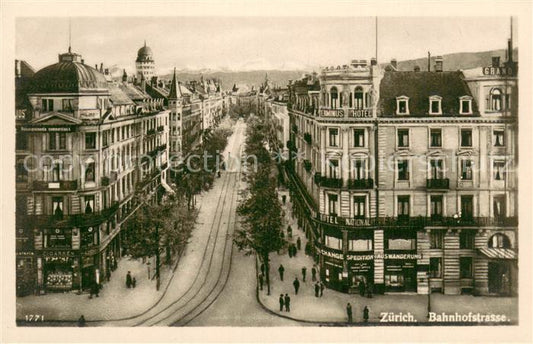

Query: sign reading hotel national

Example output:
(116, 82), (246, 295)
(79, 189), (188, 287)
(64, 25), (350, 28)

(319, 248), (421, 261)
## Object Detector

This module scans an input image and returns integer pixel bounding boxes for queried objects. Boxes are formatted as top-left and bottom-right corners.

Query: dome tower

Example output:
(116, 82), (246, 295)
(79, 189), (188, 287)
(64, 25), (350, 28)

(135, 40), (155, 82)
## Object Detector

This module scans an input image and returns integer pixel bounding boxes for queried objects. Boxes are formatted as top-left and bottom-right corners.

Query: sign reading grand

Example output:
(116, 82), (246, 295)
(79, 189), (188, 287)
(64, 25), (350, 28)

(482, 66), (515, 76)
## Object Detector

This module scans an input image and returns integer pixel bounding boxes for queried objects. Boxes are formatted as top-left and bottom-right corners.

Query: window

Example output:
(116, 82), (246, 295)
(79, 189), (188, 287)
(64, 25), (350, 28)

(489, 233), (511, 249)
(62, 99), (73, 111)
(103, 130), (108, 147)
(328, 194), (338, 216)
(430, 195), (443, 219)
(397, 160), (409, 180)
(430, 230), (444, 249)
(396, 96), (409, 115)
(461, 195), (474, 219)
(493, 195), (506, 219)
(354, 87), (364, 109)
(460, 257), (473, 278)
(460, 231), (474, 249)
(41, 99), (53, 112)
(489, 88), (502, 111)
(330, 87), (338, 109)
(397, 196), (410, 218)
(52, 197), (63, 217)
(84, 195), (94, 214)
(493, 160), (505, 180)
(16, 132), (27, 150)
(353, 196), (366, 219)
(85, 132), (96, 150)
(49, 132), (67, 150)
(85, 162), (95, 182)
(328, 159), (339, 178)
(325, 235), (342, 250)
(349, 239), (372, 251)
(429, 159), (444, 179)
(430, 129), (442, 147)
(493, 130), (505, 146)
(460, 97), (473, 114)
(461, 129), (472, 147)
(429, 96), (442, 115)
(429, 257), (442, 278)
(352, 159), (365, 180)
(461, 159), (473, 180)
(16, 160), (28, 182)
(388, 238), (415, 250)
(353, 129), (365, 147)
(397, 129), (409, 148)
(52, 161), (62, 182)
(81, 227), (97, 247)
(329, 128), (339, 147)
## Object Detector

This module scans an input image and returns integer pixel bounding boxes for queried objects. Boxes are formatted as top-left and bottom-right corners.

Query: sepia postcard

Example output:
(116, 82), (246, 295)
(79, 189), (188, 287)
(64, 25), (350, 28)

(1, 1), (532, 343)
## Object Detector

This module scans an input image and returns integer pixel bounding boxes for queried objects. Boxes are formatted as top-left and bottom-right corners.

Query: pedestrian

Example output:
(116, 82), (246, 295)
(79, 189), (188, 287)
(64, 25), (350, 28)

(320, 281), (324, 297)
(301, 266), (307, 282)
(293, 277), (300, 295)
(359, 280), (366, 297)
(297, 237), (301, 250)
(287, 225), (292, 239)
(132, 277), (136, 288)
(305, 242), (311, 256)
(284, 293), (291, 312)
(363, 306), (369, 322)
(259, 273), (264, 290)
(366, 282), (373, 298)
(126, 271), (132, 288)
(314, 282), (319, 297)
(106, 270), (111, 282)
(346, 303), (353, 323)
(278, 264), (285, 281)
(288, 246), (293, 258)
(279, 294), (284, 312)
(77, 315), (86, 327)
(260, 263), (265, 276)
(311, 265), (317, 281)
(282, 195), (287, 204)
(292, 244), (297, 257)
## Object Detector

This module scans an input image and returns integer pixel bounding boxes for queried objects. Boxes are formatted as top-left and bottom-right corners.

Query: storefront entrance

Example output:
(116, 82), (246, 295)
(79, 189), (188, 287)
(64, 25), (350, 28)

(44, 257), (74, 292)
(488, 261), (511, 295)
(385, 260), (417, 292)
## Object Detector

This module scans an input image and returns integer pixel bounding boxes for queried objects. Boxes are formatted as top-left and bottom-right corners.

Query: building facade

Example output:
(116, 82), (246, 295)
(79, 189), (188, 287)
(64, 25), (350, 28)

(286, 43), (517, 296)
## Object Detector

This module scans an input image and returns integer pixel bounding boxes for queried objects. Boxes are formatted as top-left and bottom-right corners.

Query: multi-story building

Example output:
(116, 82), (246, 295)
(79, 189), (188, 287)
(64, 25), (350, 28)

(15, 47), (169, 296)
(136, 41), (155, 81)
(286, 41), (517, 296)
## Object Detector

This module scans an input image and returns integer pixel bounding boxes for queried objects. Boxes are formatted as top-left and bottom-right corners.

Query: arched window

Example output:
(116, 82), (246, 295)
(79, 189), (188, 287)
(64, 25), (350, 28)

(330, 87), (338, 109)
(354, 86), (364, 110)
(488, 233), (511, 249)
(490, 88), (502, 111)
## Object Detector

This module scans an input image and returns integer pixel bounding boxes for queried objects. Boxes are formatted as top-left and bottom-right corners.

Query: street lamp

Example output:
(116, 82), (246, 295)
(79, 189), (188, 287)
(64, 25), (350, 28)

(427, 271), (431, 319)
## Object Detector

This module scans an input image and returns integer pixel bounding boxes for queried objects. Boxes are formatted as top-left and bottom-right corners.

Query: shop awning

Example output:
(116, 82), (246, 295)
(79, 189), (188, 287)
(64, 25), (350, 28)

(478, 247), (517, 260)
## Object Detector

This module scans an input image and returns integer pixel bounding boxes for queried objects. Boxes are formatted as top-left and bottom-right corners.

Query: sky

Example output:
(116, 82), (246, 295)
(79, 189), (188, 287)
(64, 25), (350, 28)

(16, 17), (516, 74)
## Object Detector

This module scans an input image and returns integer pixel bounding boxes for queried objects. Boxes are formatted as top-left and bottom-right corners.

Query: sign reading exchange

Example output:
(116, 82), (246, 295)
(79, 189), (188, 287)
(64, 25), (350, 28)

(319, 248), (421, 261)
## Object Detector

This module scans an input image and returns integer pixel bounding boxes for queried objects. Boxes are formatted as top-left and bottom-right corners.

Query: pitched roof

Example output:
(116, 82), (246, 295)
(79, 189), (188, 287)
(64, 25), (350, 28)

(168, 68), (180, 99)
(108, 83), (135, 105)
(118, 83), (150, 101)
(378, 71), (478, 116)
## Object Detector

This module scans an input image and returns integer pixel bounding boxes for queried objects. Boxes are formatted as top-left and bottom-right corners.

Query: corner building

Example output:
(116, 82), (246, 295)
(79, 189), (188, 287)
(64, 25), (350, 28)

(287, 47), (517, 296)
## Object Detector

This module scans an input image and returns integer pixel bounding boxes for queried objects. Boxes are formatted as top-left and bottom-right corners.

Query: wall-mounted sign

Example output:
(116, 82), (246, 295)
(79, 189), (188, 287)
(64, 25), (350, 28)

(482, 66), (514, 76)
(20, 126), (74, 132)
(319, 247), (422, 261)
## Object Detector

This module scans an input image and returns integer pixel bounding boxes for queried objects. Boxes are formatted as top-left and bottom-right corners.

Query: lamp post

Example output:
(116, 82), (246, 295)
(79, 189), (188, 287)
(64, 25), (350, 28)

(427, 271), (431, 319)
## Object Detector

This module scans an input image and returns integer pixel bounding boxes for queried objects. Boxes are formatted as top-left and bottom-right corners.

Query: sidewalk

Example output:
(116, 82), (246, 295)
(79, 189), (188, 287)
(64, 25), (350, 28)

(256, 190), (518, 324)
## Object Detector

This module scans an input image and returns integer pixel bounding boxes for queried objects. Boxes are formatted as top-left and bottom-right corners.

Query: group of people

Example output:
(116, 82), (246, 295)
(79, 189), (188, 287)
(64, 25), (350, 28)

(279, 293), (291, 312)
(126, 271), (137, 289)
(346, 303), (370, 323)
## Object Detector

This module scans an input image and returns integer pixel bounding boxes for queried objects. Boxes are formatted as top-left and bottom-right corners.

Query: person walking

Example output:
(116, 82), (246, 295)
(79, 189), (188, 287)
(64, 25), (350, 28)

(346, 303), (353, 323)
(296, 237), (302, 250)
(311, 265), (317, 281)
(279, 294), (284, 311)
(314, 282), (320, 297)
(363, 306), (369, 322)
(284, 294), (291, 312)
(282, 195), (287, 204)
(260, 263), (265, 276)
(301, 266), (307, 282)
(126, 271), (132, 288)
(259, 273), (264, 290)
(278, 264), (285, 281)
(293, 277), (300, 295)
(287, 225), (292, 239)
(77, 315), (86, 327)
(320, 281), (324, 297)
(132, 277), (136, 288)
(292, 244), (297, 257)
(288, 246), (293, 258)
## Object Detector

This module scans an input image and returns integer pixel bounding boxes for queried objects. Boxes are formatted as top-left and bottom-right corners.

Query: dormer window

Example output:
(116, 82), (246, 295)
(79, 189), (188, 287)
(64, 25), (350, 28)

(429, 96), (442, 115)
(459, 96), (473, 114)
(396, 96), (409, 115)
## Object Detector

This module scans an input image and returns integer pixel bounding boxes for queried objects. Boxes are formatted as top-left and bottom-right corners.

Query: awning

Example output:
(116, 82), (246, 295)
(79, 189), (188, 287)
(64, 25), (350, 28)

(478, 247), (517, 260)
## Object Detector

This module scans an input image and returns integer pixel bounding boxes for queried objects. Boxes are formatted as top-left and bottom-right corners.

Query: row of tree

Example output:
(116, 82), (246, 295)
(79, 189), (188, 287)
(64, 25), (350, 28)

(234, 115), (285, 295)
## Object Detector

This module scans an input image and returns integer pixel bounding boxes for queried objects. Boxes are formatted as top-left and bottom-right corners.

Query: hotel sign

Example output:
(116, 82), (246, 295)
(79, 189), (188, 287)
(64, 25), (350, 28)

(482, 66), (514, 76)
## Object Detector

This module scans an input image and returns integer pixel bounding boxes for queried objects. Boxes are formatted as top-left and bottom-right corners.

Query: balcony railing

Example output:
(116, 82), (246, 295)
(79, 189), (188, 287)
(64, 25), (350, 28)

(426, 178), (450, 189)
(347, 178), (374, 189)
(28, 202), (120, 229)
(318, 176), (343, 188)
(32, 180), (78, 191)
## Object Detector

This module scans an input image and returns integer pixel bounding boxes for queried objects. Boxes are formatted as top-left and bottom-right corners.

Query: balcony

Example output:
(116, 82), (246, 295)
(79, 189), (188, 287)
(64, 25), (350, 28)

(29, 202), (120, 229)
(32, 180), (78, 191)
(426, 178), (450, 189)
(157, 125), (165, 132)
(347, 178), (374, 189)
(318, 176), (343, 188)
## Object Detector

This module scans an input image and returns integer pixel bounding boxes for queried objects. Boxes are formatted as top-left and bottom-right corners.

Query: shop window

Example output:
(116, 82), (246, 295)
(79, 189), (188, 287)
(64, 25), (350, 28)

(430, 195), (443, 219)
(49, 132), (67, 151)
(397, 160), (409, 181)
(460, 159), (473, 180)
(493, 195), (506, 219)
(349, 239), (372, 251)
(493, 160), (506, 181)
(353, 129), (365, 147)
(397, 129), (409, 148)
(461, 195), (474, 219)
(460, 129), (472, 147)
(84, 195), (95, 214)
(329, 128), (339, 147)
(460, 257), (473, 278)
(430, 230), (443, 249)
(385, 274), (404, 287)
(85, 132), (96, 150)
(493, 130), (505, 147)
(397, 196), (410, 218)
(325, 268), (330, 282)
(460, 231), (474, 249)
(325, 236), (342, 250)
(430, 129), (442, 147)
(52, 197), (63, 217)
(41, 98), (54, 112)
(429, 257), (442, 278)
(62, 99), (74, 111)
(488, 233), (511, 249)
(328, 194), (338, 216)
(353, 196), (366, 219)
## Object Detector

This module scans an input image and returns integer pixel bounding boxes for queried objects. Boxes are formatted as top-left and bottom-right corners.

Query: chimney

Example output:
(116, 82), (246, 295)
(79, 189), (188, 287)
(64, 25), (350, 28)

(414, 65), (420, 72)
(391, 58), (397, 69)
(507, 38), (513, 63)
(95, 64), (98, 70)
(100, 63), (104, 72)
(81, 59), (84, 64)
(370, 57), (377, 66)
(15, 60), (21, 78)
(435, 56), (443, 72)
(104, 68), (109, 75)
(492, 56), (501, 67)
